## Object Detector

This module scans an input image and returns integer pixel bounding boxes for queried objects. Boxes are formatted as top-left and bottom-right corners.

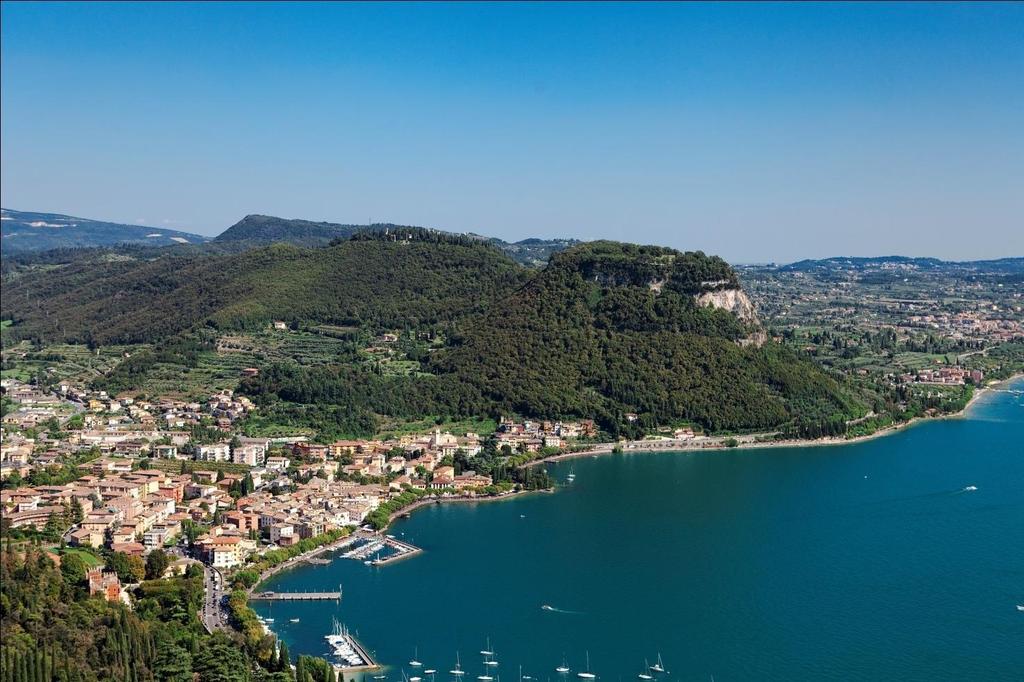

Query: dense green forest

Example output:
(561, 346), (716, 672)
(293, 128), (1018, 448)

(235, 241), (866, 438)
(4, 235), (867, 437)
(1, 232), (525, 345)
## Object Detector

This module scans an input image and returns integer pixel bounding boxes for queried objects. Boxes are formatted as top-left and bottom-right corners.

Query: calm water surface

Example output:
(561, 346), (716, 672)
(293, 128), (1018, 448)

(255, 379), (1024, 681)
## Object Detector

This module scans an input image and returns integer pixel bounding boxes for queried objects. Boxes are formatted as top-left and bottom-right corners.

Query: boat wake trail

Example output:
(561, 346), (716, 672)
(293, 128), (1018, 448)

(541, 604), (584, 615)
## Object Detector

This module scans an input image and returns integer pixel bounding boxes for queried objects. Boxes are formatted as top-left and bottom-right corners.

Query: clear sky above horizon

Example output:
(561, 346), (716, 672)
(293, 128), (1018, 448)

(2, 2), (1021, 263)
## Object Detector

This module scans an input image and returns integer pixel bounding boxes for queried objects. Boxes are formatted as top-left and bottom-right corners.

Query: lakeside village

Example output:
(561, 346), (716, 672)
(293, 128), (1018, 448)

(2, 354), (989, 553)
(0, 378), (596, 601)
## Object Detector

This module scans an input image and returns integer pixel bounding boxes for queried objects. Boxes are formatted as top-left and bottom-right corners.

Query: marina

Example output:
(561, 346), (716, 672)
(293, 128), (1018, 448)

(341, 535), (423, 566)
(325, 618), (378, 671)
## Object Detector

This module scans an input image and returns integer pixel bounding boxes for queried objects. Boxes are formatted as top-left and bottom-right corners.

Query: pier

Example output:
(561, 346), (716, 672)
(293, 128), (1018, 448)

(249, 588), (342, 601)
(341, 534), (423, 565)
(332, 632), (379, 672)
(370, 536), (423, 566)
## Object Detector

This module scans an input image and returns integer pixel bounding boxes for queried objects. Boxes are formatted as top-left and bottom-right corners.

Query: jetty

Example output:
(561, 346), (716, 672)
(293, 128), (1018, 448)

(326, 618), (379, 672)
(249, 587), (342, 601)
(370, 535), (422, 566)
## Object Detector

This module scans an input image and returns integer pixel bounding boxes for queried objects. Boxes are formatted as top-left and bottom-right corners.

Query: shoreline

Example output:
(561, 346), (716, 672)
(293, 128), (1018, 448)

(253, 489), (541, 590)
(250, 530), (364, 593)
(250, 374), (1023, 586)
(525, 373), (1024, 467)
(247, 374), (1021, 668)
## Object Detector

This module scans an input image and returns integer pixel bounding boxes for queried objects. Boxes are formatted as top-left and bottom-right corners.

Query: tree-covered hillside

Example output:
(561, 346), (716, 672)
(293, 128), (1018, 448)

(212, 214), (371, 247)
(1, 232), (525, 345)
(3, 235), (866, 436)
(426, 242), (864, 435)
(237, 242), (866, 438)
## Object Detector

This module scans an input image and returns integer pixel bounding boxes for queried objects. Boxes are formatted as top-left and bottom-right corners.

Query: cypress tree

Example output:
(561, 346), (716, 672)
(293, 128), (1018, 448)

(35, 649), (45, 682)
(278, 643), (291, 673)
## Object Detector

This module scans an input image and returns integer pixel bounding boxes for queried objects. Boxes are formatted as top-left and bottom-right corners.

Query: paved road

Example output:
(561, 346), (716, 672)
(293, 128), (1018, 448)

(201, 564), (228, 632)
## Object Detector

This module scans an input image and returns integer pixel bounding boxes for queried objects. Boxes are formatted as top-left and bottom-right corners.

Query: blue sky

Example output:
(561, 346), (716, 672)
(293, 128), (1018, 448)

(2, 2), (1021, 262)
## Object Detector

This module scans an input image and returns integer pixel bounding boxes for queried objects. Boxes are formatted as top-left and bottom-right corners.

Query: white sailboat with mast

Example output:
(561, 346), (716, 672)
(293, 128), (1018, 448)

(576, 652), (595, 680)
(450, 652), (466, 677)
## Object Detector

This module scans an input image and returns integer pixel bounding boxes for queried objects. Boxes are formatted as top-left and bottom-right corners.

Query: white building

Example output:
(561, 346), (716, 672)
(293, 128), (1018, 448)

(195, 442), (231, 462)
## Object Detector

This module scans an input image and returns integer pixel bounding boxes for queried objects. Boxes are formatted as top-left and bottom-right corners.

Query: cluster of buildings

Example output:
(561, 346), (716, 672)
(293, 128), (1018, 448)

(2, 377), (597, 574)
(493, 417), (597, 452)
(901, 313), (1023, 344)
(899, 366), (984, 386)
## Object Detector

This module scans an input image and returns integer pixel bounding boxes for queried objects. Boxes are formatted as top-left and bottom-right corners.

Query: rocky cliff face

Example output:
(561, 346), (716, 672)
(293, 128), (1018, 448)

(695, 288), (767, 346)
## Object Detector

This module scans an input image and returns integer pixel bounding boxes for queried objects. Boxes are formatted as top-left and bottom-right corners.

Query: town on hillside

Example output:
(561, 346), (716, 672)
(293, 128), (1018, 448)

(1, 377), (597, 591)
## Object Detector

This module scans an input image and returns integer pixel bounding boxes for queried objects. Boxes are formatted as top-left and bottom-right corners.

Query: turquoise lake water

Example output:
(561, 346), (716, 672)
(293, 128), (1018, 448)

(254, 379), (1024, 681)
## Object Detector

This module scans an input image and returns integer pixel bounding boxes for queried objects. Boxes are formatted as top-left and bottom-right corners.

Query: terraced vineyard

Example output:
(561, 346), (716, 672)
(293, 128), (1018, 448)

(0, 340), (139, 384)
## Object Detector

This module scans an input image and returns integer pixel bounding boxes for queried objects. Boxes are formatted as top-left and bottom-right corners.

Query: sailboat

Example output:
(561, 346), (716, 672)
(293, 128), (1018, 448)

(480, 638), (498, 667)
(649, 655), (665, 674)
(576, 652), (595, 680)
(411, 646), (423, 667)
(566, 468), (576, 482)
(637, 661), (653, 681)
(450, 652), (466, 677)
(555, 655), (570, 675)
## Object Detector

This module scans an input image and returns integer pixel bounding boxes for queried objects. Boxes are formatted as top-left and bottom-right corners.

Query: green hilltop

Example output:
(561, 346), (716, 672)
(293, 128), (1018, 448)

(2, 233), (867, 437)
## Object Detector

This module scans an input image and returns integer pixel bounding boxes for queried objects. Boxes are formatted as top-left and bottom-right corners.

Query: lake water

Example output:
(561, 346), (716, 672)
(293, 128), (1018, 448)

(254, 379), (1024, 681)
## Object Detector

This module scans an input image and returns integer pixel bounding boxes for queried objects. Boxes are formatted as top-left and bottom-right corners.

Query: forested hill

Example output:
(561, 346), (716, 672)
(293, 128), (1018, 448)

(212, 214), (379, 247)
(0, 208), (209, 252)
(212, 214), (579, 267)
(0, 233), (525, 345)
(3, 235), (865, 436)
(425, 241), (864, 435)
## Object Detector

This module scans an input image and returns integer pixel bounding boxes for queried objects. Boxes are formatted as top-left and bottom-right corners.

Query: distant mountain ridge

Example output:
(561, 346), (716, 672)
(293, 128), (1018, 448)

(213, 214), (373, 246)
(213, 213), (578, 266)
(0, 208), (209, 252)
(778, 255), (1024, 273)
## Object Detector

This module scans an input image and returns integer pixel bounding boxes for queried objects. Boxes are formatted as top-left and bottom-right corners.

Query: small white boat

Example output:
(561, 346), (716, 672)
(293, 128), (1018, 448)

(425, 671), (437, 675)
(963, 485), (978, 492)
(289, 618), (300, 623)
(485, 661), (499, 667)
(638, 660), (653, 680)
(411, 646), (423, 667)
(1017, 604), (1024, 612)
(411, 677), (422, 681)
(451, 652), (466, 676)
(555, 655), (570, 675)
(577, 652), (595, 679)
(480, 638), (495, 657)
(264, 618), (275, 623)
(649, 654), (666, 674)
(478, 676), (494, 681)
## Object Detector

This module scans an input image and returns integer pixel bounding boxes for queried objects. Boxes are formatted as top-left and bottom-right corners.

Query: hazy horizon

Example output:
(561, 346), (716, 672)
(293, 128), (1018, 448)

(2, 2), (1022, 262)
